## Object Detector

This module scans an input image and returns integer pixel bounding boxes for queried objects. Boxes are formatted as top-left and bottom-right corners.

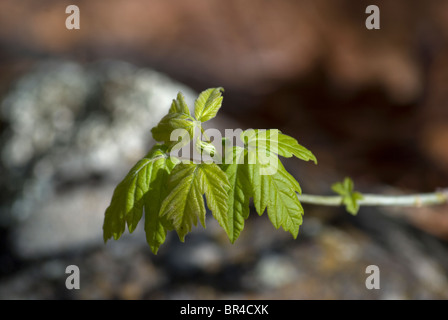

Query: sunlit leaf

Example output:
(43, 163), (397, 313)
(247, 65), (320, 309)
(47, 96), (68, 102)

(160, 162), (230, 241)
(331, 177), (364, 215)
(103, 145), (175, 253)
(194, 87), (224, 122)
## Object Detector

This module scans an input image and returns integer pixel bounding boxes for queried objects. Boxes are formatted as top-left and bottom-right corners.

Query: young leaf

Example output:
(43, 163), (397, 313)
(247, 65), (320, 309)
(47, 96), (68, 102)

(103, 144), (172, 250)
(242, 129), (317, 164)
(194, 87), (224, 122)
(240, 129), (308, 238)
(159, 162), (230, 241)
(277, 132), (317, 164)
(331, 177), (364, 215)
(144, 150), (177, 254)
(151, 112), (194, 149)
(247, 154), (304, 238)
(220, 146), (252, 243)
(201, 162), (232, 235)
(159, 163), (204, 242)
(169, 92), (191, 116)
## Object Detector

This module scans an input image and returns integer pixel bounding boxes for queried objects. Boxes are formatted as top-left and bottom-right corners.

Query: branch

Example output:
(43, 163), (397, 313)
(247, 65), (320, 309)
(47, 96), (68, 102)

(298, 189), (448, 208)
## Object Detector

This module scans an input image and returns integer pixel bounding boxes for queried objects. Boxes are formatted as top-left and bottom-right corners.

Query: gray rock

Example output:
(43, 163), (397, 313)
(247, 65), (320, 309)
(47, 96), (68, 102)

(252, 254), (300, 289)
(0, 59), (198, 258)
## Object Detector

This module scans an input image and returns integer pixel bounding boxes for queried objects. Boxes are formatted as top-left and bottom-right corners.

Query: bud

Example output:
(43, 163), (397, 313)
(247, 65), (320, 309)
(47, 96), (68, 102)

(195, 137), (217, 157)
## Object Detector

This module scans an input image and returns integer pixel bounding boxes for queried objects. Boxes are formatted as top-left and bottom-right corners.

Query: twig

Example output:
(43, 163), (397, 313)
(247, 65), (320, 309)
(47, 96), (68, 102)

(298, 189), (448, 208)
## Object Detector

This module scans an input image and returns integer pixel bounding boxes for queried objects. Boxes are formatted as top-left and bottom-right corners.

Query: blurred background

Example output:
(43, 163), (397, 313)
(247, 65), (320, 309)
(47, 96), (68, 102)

(1, 0), (448, 299)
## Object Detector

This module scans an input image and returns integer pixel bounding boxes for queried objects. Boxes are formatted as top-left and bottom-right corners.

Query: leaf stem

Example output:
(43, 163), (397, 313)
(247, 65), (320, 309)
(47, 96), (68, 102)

(200, 126), (212, 144)
(297, 189), (448, 208)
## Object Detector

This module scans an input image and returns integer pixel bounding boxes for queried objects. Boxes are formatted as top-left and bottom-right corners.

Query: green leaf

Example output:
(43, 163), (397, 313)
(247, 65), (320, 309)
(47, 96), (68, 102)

(242, 129), (317, 164)
(220, 146), (252, 243)
(201, 162), (231, 235)
(160, 162), (230, 241)
(151, 112), (194, 149)
(194, 87), (224, 122)
(277, 132), (317, 164)
(247, 152), (304, 238)
(331, 177), (364, 215)
(159, 163), (204, 242)
(103, 144), (175, 254)
(144, 150), (176, 254)
(169, 92), (191, 116)
(239, 129), (307, 238)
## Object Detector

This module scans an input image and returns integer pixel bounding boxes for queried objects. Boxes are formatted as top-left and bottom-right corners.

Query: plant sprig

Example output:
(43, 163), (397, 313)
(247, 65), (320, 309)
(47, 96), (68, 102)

(103, 87), (316, 253)
(103, 87), (448, 254)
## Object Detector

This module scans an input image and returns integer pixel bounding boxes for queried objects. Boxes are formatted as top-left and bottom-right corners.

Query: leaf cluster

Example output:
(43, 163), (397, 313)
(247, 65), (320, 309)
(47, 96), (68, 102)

(331, 177), (364, 215)
(103, 88), (317, 253)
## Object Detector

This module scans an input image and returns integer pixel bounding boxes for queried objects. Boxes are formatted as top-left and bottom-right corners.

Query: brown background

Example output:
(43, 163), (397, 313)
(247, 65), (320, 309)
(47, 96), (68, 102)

(0, 0), (448, 299)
